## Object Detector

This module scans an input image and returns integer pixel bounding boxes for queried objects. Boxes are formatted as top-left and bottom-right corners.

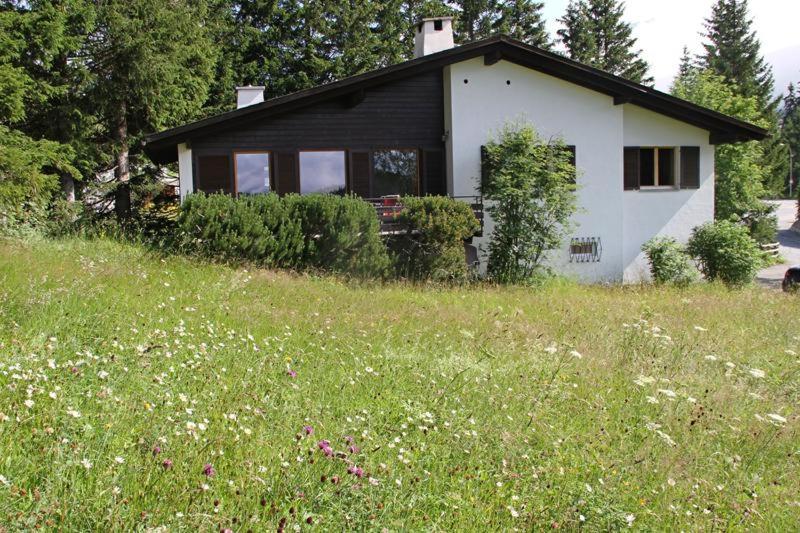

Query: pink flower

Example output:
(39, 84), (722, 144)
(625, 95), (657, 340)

(348, 445), (360, 454)
(162, 459), (173, 470)
(202, 463), (215, 477)
(344, 435), (354, 444)
(286, 369), (297, 378)
(322, 446), (333, 457)
(317, 440), (330, 450)
(347, 465), (364, 478)
(303, 425), (314, 436)
(152, 445), (162, 456)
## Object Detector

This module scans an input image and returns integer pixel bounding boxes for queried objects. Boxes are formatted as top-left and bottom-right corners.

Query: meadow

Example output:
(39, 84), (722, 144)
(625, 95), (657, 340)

(0, 236), (798, 531)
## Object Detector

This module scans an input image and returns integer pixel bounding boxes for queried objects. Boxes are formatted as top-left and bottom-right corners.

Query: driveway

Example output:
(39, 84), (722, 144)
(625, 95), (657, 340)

(756, 200), (800, 288)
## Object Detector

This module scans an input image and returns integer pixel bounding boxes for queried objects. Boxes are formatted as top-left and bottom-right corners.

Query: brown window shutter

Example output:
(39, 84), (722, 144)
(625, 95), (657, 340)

(196, 155), (233, 194)
(275, 152), (298, 195)
(480, 145), (488, 190)
(422, 149), (446, 196)
(624, 147), (640, 190)
(680, 146), (700, 189)
(349, 151), (371, 197)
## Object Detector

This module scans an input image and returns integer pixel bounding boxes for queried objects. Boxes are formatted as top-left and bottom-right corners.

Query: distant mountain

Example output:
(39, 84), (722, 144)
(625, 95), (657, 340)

(767, 45), (800, 101)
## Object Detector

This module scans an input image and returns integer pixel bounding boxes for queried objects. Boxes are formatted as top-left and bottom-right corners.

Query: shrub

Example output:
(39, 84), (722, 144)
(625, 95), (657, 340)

(174, 193), (388, 278)
(641, 237), (699, 286)
(284, 194), (390, 278)
(389, 196), (480, 281)
(480, 122), (578, 283)
(740, 203), (778, 244)
(686, 220), (762, 287)
(174, 192), (303, 266)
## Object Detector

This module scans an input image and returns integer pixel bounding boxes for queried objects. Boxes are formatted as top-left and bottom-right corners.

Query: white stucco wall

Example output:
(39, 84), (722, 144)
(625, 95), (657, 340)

(445, 58), (625, 282)
(178, 142), (193, 201)
(621, 106), (715, 282)
(445, 58), (715, 283)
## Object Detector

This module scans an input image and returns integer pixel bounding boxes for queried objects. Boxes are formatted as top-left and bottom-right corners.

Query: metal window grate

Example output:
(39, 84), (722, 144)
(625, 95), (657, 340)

(569, 237), (602, 263)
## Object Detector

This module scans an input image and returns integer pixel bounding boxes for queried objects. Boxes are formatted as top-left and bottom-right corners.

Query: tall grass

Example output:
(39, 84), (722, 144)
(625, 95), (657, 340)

(0, 236), (797, 530)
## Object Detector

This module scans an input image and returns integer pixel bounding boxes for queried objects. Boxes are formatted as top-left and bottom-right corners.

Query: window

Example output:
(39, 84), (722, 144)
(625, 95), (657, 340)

(196, 155), (232, 194)
(235, 152), (270, 194)
(372, 149), (418, 197)
(434, 19), (443, 31)
(623, 147), (676, 189)
(299, 151), (346, 195)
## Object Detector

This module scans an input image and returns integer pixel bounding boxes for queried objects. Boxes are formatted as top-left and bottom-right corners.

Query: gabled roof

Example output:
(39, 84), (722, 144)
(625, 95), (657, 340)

(144, 35), (768, 164)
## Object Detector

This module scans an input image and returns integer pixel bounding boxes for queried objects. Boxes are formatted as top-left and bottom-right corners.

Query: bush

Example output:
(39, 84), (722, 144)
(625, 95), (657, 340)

(174, 193), (389, 278)
(389, 196), (480, 281)
(480, 122), (578, 283)
(740, 203), (778, 244)
(284, 194), (390, 278)
(641, 237), (699, 286)
(686, 221), (762, 287)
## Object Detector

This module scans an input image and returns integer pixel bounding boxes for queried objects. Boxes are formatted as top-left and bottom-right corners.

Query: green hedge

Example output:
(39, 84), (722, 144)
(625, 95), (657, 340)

(686, 220), (761, 287)
(174, 193), (388, 278)
(641, 236), (699, 286)
(388, 196), (480, 282)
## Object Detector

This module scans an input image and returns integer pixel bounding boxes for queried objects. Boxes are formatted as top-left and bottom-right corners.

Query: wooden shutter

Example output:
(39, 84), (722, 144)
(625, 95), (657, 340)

(680, 146), (700, 189)
(480, 145), (488, 191)
(349, 151), (371, 197)
(422, 149), (446, 196)
(623, 147), (640, 190)
(196, 155), (232, 194)
(274, 152), (298, 195)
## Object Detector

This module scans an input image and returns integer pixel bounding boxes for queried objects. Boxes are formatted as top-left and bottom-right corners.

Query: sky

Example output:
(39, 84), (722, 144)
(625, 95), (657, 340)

(540, 0), (800, 94)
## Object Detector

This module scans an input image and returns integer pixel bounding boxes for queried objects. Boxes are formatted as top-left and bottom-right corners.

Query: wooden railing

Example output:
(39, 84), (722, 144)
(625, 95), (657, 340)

(364, 196), (484, 237)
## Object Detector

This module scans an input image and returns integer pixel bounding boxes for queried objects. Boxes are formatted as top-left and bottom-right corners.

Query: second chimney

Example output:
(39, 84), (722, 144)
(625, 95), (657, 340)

(414, 17), (455, 59)
(236, 86), (265, 109)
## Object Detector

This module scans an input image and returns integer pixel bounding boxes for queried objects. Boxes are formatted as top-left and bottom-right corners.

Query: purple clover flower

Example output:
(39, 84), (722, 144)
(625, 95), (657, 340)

(202, 463), (215, 477)
(162, 459), (173, 470)
(303, 425), (314, 436)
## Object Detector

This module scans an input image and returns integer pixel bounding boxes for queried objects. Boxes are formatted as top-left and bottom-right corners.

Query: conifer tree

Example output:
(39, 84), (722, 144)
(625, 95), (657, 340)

(557, 0), (652, 84)
(493, 0), (550, 48)
(782, 83), (800, 196)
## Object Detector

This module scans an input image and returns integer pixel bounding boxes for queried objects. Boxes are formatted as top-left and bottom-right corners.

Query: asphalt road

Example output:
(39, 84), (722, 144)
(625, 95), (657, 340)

(756, 200), (800, 289)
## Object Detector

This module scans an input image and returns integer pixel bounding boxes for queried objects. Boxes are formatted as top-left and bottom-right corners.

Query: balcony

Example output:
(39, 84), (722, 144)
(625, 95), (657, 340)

(364, 196), (484, 237)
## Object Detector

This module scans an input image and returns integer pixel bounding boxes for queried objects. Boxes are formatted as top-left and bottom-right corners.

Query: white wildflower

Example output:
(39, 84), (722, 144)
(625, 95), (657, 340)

(98, 370), (109, 380)
(748, 368), (765, 379)
(508, 506), (520, 518)
(634, 375), (656, 387)
(658, 389), (677, 399)
(570, 350), (583, 359)
(67, 409), (81, 418)
(646, 396), (659, 404)
(544, 343), (558, 354)
(704, 355), (717, 361)
(725, 362), (736, 369)
(114, 456), (125, 464)
(766, 413), (787, 424)
(694, 325), (708, 332)
(0, 475), (8, 486)
(626, 514), (635, 527)
(24, 399), (34, 409)
(81, 458), (92, 470)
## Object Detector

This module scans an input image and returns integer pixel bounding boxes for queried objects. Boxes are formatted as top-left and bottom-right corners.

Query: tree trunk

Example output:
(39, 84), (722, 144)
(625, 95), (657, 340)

(114, 99), (131, 220)
(60, 175), (76, 203)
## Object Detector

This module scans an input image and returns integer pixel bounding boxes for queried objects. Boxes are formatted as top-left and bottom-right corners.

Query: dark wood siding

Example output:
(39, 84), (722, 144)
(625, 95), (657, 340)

(350, 151), (371, 197)
(275, 152), (299, 195)
(192, 71), (445, 153)
(196, 155), (233, 194)
(190, 70), (445, 197)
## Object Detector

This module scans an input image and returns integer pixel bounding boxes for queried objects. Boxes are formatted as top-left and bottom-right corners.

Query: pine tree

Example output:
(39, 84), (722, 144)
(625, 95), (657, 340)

(701, 0), (774, 109)
(493, 0), (550, 48)
(701, 0), (784, 197)
(782, 83), (800, 196)
(677, 46), (697, 80)
(83, 0), (218, 219)
(557, 0), (652, 84)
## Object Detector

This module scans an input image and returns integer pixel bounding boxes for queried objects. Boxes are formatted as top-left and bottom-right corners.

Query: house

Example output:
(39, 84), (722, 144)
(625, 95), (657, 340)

(143, 17), (767, 283)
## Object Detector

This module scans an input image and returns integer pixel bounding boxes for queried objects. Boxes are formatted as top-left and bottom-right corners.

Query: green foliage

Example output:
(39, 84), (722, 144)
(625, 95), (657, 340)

(783, 83), (800, 198)
(641, 237), (699, 286)
(389, 196), (480, 282)
(557, 0), (652, 84)
(672, 70), (768, 220)
(481, 122), (578, 283)
(175, 193), (389, 278)
(741, 202), (778, 244)
(283, 194), (390, 278)
(686, 220), (761, 287)
(0, 125), (80, 210)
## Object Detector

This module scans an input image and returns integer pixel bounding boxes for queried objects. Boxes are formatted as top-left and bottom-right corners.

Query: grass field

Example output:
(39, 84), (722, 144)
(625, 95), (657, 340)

(0, 236), (798, 530)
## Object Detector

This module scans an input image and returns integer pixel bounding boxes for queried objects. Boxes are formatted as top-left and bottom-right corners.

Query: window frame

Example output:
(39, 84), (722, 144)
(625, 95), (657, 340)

(370, 147), (421, 198)
(297, 148), (349, 195)
(233, 150), (273, 195)
(624, 146), (679, 191)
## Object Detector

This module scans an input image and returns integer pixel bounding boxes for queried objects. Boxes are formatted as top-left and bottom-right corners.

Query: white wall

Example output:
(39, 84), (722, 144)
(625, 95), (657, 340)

(178, 143), (193, 201)
(621, 106), (714, 282)
(446, 58), (625, 282)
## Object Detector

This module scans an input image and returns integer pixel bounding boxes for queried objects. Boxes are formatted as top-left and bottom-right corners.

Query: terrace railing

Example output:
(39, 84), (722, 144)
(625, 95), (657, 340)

(364, 196), (484, 237)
